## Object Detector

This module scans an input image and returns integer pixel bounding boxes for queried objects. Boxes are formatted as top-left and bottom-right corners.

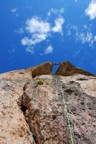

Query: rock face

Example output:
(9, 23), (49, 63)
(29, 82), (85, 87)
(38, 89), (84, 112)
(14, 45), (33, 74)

(0, 62), (96, 144)
(56, 61), (94, 76)
(31, 62), (53, 77)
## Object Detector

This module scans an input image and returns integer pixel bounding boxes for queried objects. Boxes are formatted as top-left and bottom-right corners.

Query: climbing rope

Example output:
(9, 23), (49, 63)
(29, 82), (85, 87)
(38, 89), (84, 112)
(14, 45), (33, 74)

(61, 91), (75, 144)
(56, 77), (75, 144)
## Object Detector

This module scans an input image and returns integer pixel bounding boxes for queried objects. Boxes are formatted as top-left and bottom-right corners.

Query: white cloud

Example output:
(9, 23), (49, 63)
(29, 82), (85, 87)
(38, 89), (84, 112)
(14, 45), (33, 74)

(47, 8), (58, 16)
(66, 24), (96, 47)
(10, 8), (19, 17)
(10, 8), (17, 13)
(21, 37), (33, 46)
(76, 31), (96, 46)
(70, 25), (78, 31)
(21, 33), (47, 46)
(21, 15), (64, 54)
(85, 0), (96, 20)
(67, 30), (71, 36)
(26, 47), (34, 54)
(94, 35), (96, 41)
(83, 24), (88, 29)
(52, 17), (64, 34)
(47, 8), (65, 16)
(26, 17), (51, 34)
(21, 18), (51, 50)
(17, 28), (24, 34)
(78, 32), (93, 44)
(44, 45), (53, 54)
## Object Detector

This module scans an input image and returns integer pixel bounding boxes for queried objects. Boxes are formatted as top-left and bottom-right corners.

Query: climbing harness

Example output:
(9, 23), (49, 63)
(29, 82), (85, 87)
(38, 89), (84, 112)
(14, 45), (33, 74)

(56, 76), (75, 144)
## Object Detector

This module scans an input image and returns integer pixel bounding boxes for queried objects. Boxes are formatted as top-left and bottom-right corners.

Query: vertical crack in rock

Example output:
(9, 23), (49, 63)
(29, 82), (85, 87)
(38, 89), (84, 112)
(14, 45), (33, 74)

(20, 76), (74, 144)
(26, 108), (44, 144)
(18, 75), (96, 144)
(21, 93), (28, 115)
(20, 81), (44, 144)
(1, 62), (96, 144)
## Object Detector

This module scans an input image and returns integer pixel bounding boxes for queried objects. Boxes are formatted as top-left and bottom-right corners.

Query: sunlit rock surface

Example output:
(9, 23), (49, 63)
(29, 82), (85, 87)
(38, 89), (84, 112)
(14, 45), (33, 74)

(56, 61), (94, 76)
(31, 62), (53, 78)
(0, 62), (96, 144)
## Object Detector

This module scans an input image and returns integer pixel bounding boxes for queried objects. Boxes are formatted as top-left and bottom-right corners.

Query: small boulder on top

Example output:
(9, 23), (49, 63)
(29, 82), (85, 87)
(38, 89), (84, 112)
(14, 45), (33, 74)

(32, 62), (53, 77)
(56, 61), (94, 76)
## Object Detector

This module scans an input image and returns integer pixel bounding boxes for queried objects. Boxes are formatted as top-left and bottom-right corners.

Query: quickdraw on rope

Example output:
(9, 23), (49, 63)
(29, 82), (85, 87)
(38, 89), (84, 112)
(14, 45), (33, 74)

(61, 93), (75, 144)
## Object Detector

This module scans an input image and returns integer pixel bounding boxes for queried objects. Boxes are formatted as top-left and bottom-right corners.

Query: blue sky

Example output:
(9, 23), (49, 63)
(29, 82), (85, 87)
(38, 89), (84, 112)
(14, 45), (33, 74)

(0, 0), (96, 73)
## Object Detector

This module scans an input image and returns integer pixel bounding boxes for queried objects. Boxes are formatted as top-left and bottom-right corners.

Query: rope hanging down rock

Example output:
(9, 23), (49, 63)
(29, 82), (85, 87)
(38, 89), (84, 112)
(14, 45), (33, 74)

(61, 91), (75, 144)
(55, 76), (75, 144)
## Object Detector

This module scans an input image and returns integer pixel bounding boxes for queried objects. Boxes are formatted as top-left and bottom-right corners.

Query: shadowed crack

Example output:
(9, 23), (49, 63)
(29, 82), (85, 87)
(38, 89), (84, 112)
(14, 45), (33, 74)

(18, 73), (96, 144)
(20, 82), (44, 144)
(21, 103), (28, 115)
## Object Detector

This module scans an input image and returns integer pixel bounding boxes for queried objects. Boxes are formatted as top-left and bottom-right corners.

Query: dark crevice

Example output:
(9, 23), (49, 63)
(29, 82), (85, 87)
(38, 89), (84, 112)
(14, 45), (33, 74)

(19, 72), (24, 74)
(69, 81), (75, 84)
(64, 89), (74, 94)
(20, 93), (37, 143)
(20, 92), (29, 116)
(23, 80), (30, 91)
(21, 104), (28, 115)
(19, 83), (44, 144)
(52, 115), (56, 120)
(77, 78), (88, 81)
(20, 85), (29, 115)
(33, 135), (38, 144)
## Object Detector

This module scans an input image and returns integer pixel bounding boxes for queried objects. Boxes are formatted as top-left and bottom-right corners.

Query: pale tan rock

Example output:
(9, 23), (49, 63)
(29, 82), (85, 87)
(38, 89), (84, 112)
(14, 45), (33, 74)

(0, 62), (96, 144)
(0, 71), (35, 144)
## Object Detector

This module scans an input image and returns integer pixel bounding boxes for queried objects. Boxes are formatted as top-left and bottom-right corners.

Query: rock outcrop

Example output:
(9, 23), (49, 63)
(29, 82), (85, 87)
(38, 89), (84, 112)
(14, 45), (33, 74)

(31, 62), (53, 77)
(56, 61), (94, 76)
(0, 62), (96, 144)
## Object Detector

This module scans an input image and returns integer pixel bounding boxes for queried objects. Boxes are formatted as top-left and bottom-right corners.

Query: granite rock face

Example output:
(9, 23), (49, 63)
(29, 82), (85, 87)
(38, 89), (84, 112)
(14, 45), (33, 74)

(56, 61), (94, 76)
(31, 62), (53, 77)
(0, 62), (96, 144)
